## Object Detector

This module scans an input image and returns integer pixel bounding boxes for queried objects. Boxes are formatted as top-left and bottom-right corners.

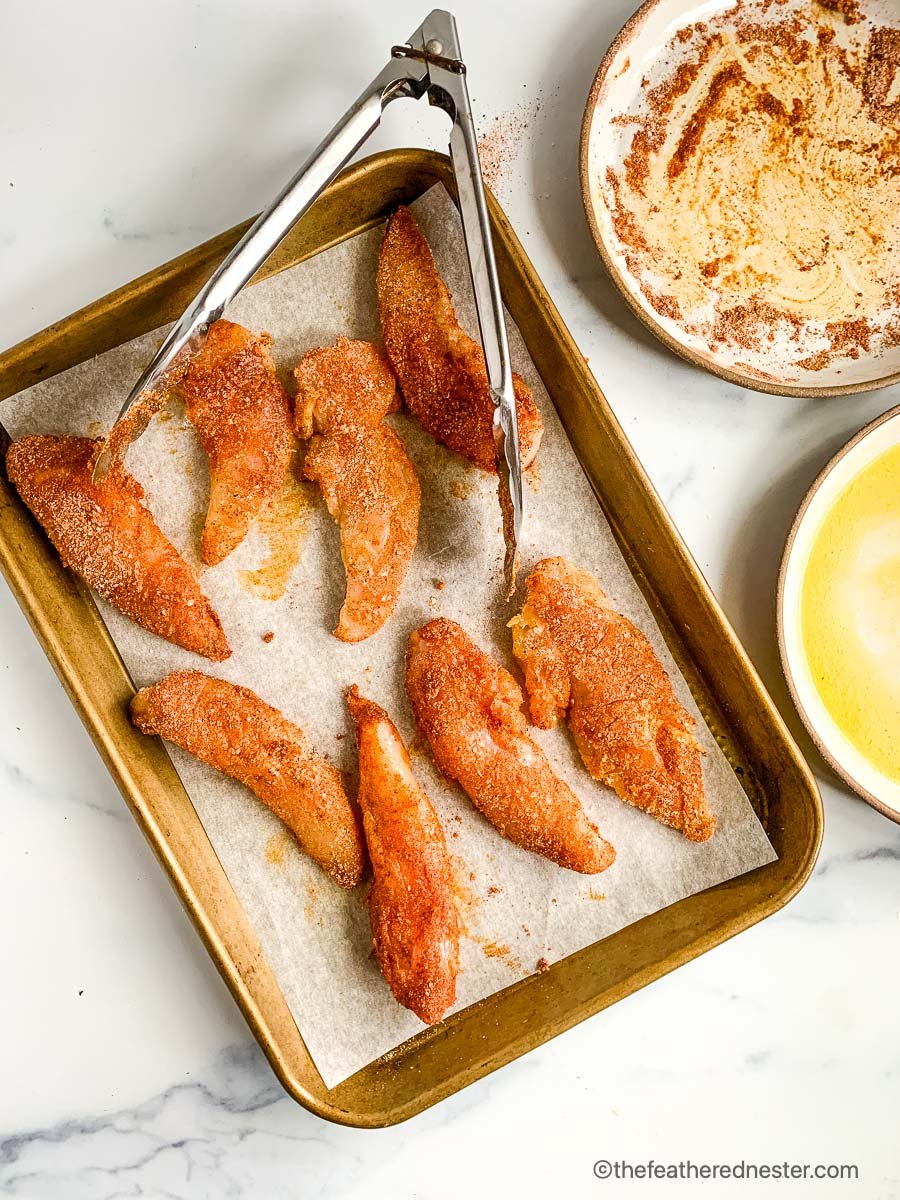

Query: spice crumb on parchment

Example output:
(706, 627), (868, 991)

(449, 475), (475, 501)
(816, 0), (862, 24)
(265, 829), (293, 866)
(483, 940), (510, 958)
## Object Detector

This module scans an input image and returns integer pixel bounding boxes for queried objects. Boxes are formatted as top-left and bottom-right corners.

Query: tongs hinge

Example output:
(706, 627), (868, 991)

(391, 42), (466, 75)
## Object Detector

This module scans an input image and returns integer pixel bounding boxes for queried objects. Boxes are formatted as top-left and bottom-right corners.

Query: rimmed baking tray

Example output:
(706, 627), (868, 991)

(0, 149), (822, 1127)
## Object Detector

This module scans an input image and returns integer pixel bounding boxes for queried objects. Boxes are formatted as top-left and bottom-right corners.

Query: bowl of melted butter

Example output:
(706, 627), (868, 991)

(779, 407), (900, 820)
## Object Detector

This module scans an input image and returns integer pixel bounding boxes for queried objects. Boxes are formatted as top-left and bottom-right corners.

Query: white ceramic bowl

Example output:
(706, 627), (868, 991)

(580, 0), (900, 398)
(778, 406), (900, 822)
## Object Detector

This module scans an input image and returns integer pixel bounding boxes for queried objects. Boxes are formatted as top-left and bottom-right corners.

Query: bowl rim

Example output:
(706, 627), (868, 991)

(775, 403), (900, 823)
(578, 0), (900, 400)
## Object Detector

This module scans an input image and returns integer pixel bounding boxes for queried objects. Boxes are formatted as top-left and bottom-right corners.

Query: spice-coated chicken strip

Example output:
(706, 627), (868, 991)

(6, 435), (230, 661)
(405, 618), (615, 873)
(295, 338), (420, 642)
(377, 206), (543, 473)
(347, 687), (459, 1024)
(510, 557), (715, 842)
(131, 670), (365, 887)
(179, 319), (293, 566)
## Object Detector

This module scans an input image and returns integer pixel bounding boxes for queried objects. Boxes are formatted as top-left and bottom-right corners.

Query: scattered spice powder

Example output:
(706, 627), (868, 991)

(482, 941), (511, 959)
(667, 62), (746, 181)
(303, 876), (321, 924)
(449, 476), (475, 501)
(796, 349), (832, 371)
(477, 100), (537, 193)
(816, 0), (862, 24)
(449, 855), (480, 934)
(525, 457), (542, 494)
(709, 301), (802, 353)
(864, 28), (900, 116)
(826, 318), (873, 357)
(644, 288), (683, 322)
(265, 829), (293, 866)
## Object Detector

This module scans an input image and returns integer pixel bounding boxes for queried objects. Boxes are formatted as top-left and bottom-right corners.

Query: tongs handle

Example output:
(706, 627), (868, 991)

(93, 52), (427, 480)
(421, 10), (523, 577)
(172, 52), (423, 332)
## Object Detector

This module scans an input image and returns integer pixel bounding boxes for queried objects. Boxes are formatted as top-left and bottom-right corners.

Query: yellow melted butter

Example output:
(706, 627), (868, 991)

(800, 444), (900, 781)
(238, 452), (316, 603)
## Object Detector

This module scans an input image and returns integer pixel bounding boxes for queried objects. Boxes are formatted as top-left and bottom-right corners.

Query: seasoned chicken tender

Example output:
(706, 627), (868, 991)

(295, 338), (420, 642)
(405, 618), (615, 873)
(510, 557), (715, 842)
(131, 671), (365, 888)
(6, 435), (230, 661)
(179, 319), (293, 565)
(347, 687), (459, 1024)
(377, 206), (543, 473)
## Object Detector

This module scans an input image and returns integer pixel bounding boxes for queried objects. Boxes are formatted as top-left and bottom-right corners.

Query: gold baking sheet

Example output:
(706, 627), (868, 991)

(0, 150), (822, 1126)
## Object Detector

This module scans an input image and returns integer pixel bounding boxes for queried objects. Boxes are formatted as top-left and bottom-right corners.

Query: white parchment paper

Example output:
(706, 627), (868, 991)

(2, 186), (775, 1088)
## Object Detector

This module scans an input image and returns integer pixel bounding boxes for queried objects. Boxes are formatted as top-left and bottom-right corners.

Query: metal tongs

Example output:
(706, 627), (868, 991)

(94, 9), (523, 589)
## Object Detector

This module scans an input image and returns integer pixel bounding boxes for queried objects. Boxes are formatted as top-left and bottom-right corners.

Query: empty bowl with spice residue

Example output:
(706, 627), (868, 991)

(778, 405), (900, 822)
(580, 0), (900, 396)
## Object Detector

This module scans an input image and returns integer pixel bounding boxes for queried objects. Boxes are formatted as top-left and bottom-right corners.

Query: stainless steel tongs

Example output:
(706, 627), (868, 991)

(94, 9), (523, 589)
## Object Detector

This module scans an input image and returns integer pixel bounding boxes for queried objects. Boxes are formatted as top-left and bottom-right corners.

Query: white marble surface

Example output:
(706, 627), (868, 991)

(0, 1), (897, 1196)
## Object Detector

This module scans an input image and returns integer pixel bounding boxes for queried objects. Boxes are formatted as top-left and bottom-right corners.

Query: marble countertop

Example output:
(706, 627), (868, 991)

(1, 1), (897, 1196)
